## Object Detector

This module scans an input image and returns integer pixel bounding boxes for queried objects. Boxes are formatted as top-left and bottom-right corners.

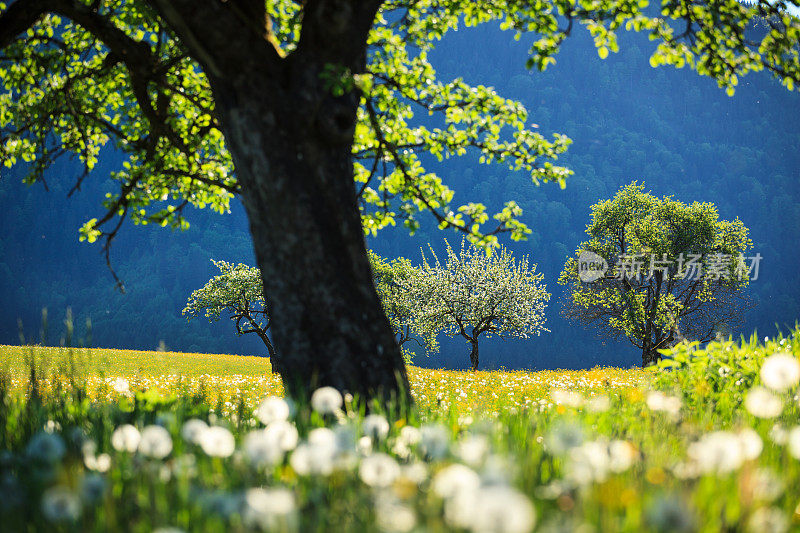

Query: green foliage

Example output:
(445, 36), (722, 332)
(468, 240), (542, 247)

(2, 0), (798, 252)
(183, 260), (273, 353)
(368, 251), (433, 362)
(405, 240), (550, 367)
(654, 327), (800, 420)
(559, 182), (753, 363)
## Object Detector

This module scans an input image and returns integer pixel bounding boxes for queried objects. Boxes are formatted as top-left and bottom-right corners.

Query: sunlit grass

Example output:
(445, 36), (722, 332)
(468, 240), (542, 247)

(0, 344), (647, 418)
(1, 332), (798, 532)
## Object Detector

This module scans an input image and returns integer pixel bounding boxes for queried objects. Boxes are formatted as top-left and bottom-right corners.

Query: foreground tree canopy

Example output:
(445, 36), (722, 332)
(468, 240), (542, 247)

(406, 240), (550, 370)
(559, 183), (753, 366)
(1, 0), (798, 398)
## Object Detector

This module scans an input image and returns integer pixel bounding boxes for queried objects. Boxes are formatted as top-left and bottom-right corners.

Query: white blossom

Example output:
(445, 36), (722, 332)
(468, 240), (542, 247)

(26, 431), (66, 464)
(432, 464), (481, 498)
(746, 507), (788, 533)
(646, 391), (681, 417)
(265, 420), (299, 451)
(787, 426), (800, 460)
(242, 429), (283, 467)
(362, 414), (390, 440)
(687, 431), (745, 474)
(242, 487), (297, 531)
(420, 424), (450, 460)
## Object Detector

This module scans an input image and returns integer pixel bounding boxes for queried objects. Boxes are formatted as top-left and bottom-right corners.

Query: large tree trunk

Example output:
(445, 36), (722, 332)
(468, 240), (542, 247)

(208, 72), (407, 401)
(148, 0), (408, 400)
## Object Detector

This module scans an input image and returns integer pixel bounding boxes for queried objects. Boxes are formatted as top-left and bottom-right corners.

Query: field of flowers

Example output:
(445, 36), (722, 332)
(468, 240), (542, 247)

(1, 330), (799, 532)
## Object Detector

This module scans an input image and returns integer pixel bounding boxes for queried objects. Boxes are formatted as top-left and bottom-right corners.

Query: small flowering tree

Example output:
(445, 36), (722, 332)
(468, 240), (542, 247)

(185, 254), (428, 362)
(559, 183), (753, 366)
(183, 260), (275, 357)
(405, 240), (550, 371)
(369, 251), (437, 362)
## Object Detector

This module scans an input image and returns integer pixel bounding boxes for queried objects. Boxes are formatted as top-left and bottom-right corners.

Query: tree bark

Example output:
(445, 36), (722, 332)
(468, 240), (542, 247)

(469, 339), (480, 371)
(202, 60), (408, 401)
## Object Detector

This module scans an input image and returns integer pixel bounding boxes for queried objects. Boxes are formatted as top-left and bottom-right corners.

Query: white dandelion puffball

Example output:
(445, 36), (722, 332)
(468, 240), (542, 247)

(310, 386), (343, 414)
(255, 397), (291, 425)
(737, 428), (763, 461)
(745, 387), (783, 418)
(687, 431), (745, 474)
(243, 430), (283, 467)
(265, 420), (299, 451)
(746, 507), (789, 533)
(432, 464), (481, 499)
(760, 352), (800, 391)
(243, 487), (297, 531)
(363, 414), (390, 441)
(200, 426), (236, 458)
(375, 498), (417, 533)
(471, 486), (536, 533)
(308, 427), (338, 452)
(398, 425), (422, 446)
(545, 422), (585, 456)
(455, 434), (489, 467)
(180, 419), (209, 445)
(111, 424), (141, 453)
(587, 394), (611, 413)
(787, 426), (800, 460)
(80, 473), (107, 504)
(646, 391), (682, 416)
(550, 388), (584, 408)
(359, 453), (401, 488)
(41, 486), (82, 522)
(420, 424), (450, 460)
(138, 425), (173, 459)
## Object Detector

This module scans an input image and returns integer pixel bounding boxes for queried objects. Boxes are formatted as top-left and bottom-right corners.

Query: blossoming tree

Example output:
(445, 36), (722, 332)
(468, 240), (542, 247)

(185, 253), (429, 363)
(369, 251), (436, 363)
(405, 241), (550, 371)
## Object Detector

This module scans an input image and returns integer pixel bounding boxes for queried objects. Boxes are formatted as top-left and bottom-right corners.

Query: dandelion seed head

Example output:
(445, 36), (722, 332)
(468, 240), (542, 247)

(310, 386), (343, 415)
(111, 424), (141, 453)
(359, 453), (400, 488)
(760, 352), (800, 391)
(138, 425), (173, 459)
(180, 419), (209, 445)
(745, 387), (783, 418)
(26, 431), (66, 464)
(255, 396), (291, 425)
(200, 426), (235, 458)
